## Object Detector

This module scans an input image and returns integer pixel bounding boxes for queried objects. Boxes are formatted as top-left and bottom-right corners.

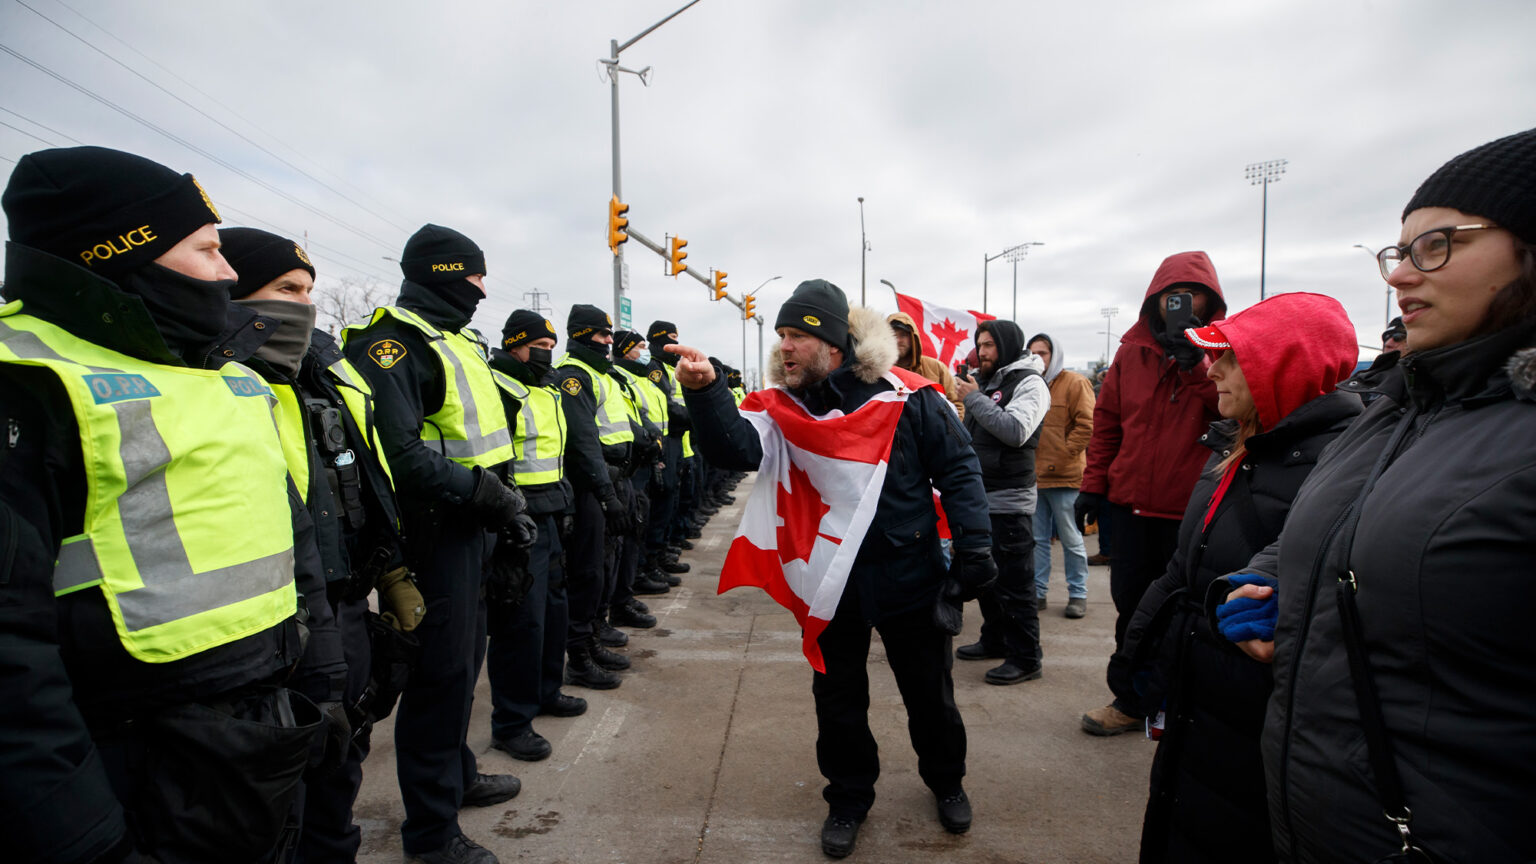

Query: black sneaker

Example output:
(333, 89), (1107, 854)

(591, 642), (631, 671)
(820, 813), (863, 858)
(955, 640), (1005, 661)
(936, 788), (972, 834)
(611, 603), (657, 629)
(596, 620), (629, 647)
(461, 772), (520, 808)
(984, 661), (1043, 686)
(539, 692), (587, 717)
(406, 833), (498, 863)
(491, 729), (552, 762)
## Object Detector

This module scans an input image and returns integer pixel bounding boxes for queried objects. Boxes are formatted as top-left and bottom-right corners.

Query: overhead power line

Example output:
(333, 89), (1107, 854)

(0, 118), (57, 146)
(0, 42), (398, 253)
(0, 105), (83, 145)
(14, 0), (410, 235)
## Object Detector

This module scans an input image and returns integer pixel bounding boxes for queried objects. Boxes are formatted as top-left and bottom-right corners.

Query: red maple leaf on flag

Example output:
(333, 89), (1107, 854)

(929, 317), (970, 366)
(776, 461), (834, 564)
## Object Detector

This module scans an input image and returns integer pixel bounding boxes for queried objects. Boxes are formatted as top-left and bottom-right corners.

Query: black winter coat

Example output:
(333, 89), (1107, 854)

(1121, 390), (1360, 864)
(683, 353), (991, 624)
(1251, 320), (1536, 864)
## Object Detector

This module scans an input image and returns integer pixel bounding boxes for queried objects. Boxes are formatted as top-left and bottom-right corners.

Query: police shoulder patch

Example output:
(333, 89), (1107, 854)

(561, 376), (583, 396)
(648, 369), (663, 383)
(369, 339), (408, 369)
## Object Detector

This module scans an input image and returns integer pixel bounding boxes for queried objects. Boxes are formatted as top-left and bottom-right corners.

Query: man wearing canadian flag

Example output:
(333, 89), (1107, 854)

(664, 279), (997, 859)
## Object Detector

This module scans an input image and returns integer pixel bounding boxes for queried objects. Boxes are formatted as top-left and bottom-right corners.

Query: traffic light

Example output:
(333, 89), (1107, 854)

(668, 235), (688, 276)
(742, 294), (756, 320)
(712, 270), (728, 300)
(607, 196), (629, 256)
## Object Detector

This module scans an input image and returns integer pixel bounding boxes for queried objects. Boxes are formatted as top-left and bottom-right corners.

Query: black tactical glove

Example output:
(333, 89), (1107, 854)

(1074, 491), (1104, 534)
(487, 532), (534, 606)
(1170, 336), (1207, 371)
(951, 547), (998, 602)
(316, 699), (352, 771)
(932, 577), (964, 635)
(598, 485), (630, 534)
(468, 466), (528, 529)
(505, 513), (538, 550)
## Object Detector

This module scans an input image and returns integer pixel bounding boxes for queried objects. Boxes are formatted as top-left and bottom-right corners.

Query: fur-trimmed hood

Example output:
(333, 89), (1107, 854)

(767, 305), (899, 387)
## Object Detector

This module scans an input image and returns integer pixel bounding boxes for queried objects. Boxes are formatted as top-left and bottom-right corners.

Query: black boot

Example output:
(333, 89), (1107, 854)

(632, 570), (671, 595)
(611, 602), (657, 629)
(590, 637), (631, 671)
(596, 619), (629, 647)
(565, 645), (621, 690)
(659, 552), (691, 574)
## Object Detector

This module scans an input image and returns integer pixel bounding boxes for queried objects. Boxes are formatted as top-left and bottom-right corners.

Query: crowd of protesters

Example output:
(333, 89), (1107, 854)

(2, 125), (1534, 864)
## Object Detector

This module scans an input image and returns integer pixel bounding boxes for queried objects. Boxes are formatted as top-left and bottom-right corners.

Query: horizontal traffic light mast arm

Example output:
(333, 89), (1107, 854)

(627, 226), (744, 308)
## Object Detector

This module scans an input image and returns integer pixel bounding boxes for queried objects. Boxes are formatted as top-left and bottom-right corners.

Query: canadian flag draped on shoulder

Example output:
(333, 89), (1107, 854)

(893, 290), (994, 372)
(719, 367), (935, 672)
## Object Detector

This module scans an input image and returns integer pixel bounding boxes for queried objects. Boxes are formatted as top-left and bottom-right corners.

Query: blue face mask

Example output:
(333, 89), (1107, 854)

(635, 351), (651, 366)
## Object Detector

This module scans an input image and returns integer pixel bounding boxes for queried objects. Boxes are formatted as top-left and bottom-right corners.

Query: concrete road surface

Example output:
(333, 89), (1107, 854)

(354, 475), (1155, 863)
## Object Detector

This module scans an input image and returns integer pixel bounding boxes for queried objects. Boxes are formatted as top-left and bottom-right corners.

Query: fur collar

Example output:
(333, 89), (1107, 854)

(1507, 346), (1536, 402)
(767, 306), (898, 387)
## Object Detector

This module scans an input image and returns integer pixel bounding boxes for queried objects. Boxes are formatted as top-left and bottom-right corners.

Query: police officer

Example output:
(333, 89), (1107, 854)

(341, 224), (531, 864)
(484, 310), (588, 762)
(0, 146), (346, 863)
(610, 330), (672, 619)
(219, 226), (424, 863)
(554, 305), (633, 687)
(642, 321), (693, 578)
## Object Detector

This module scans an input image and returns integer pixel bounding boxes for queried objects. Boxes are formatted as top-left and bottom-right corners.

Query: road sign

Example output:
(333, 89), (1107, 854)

(619, 296), (632, 328)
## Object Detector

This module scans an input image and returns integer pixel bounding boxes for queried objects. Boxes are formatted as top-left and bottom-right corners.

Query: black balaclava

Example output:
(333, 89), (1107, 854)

(399, 223), (486, 321)
(115, 264), (238, 357)
(647, 319), (679, 365)
(568, 303), (613, 359)
(502, 308), (558, 380)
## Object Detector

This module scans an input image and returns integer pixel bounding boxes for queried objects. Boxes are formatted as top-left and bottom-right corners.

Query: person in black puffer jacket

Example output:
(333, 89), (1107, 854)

(1118, 292), (1361, 863)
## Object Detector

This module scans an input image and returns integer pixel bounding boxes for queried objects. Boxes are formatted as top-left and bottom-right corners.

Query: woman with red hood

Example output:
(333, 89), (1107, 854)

(1114, 293), (1361, 864)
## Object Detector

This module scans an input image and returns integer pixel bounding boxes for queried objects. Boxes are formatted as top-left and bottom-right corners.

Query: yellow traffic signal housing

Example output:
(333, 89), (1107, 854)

(668, 235), (688, 276)
(742, 294), (756, 320)
(712, 270), (728, 300)
(607, 196), (629, 256)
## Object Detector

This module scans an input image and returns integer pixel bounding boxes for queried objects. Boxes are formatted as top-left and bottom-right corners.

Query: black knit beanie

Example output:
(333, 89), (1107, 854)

(567, 303), (613, 340)
(613, 329), (644, 358)
(647, 319), (678, 351)
(1404, 127), (1536, 244)
(399, 223), (486, 285)
(502, 309), (556, 349)
(219, 227), (316, 299)
(2, 145), (223, 279)
(774, 279), (850, 351)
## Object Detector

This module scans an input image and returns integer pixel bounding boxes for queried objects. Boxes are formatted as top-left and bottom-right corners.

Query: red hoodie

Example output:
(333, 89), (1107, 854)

(1081, 251), (1227, 519)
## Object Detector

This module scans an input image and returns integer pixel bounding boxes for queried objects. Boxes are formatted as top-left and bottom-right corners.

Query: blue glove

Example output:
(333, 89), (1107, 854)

(1215, 573), (1279, 643)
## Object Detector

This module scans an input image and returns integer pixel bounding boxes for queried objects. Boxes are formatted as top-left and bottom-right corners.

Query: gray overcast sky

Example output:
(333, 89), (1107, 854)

(2, 0), (1533, 378)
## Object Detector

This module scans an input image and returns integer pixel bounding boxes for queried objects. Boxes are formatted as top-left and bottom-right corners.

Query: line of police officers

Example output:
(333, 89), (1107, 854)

(0, 146), (744, 864)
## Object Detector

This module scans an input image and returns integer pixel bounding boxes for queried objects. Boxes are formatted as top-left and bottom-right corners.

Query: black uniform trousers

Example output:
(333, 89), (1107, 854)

(975, 511), (1043, 668)
(600, 476), (637, 613)
(647, 437), (683, 554)
(813, 589), (966, 818)
(1101, 502), (1181, 716)
(610, 476), (649, 613)
(565, 490), (605, 650)
(487, 512), (568, 740)
(395, 515), (492, 854)
(296, 595), (373, 864)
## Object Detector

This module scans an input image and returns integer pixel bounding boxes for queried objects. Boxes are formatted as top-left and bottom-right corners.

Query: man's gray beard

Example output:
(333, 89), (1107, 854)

(785, 343), (835, 389)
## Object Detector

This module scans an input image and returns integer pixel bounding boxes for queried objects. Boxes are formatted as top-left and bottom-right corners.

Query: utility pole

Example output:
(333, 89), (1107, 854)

(857, 196), (869, 306)
(1100, 306), (1119, 365)
(602, 0), (701, 317)
(1245, 159), (1287, 300)
(521, 288), (550, 317)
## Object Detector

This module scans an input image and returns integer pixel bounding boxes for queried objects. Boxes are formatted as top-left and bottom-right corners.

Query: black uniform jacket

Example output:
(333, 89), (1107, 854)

(0, 244), (343, 864)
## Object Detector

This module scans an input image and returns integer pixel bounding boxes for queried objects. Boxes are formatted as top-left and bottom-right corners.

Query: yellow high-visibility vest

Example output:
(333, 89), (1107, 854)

(555, 353), (634, 448)
(0, 303), (297, 663)
(493, 371), (567, 487)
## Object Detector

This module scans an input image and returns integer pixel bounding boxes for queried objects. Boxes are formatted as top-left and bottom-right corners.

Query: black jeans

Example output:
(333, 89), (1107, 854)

(813, 592), (966, 818)
(1101, 502), (1180, 714)
(487, 513), (568, 739)
(976, 511), (1043, 668)
(395, 515), (491, 854)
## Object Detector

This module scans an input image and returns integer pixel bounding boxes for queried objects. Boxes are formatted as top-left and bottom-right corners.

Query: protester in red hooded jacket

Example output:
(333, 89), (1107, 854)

(1076, 251), (1226, 736)
(1114, 293), (1361, 863)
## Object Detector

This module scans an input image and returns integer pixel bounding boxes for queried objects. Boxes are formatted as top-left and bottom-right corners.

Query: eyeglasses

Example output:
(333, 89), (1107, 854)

(1376, 224), (1498, 281)
(1381, 328), (1406, 345)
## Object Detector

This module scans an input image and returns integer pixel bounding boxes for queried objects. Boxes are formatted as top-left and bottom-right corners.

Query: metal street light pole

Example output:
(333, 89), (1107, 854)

(603, 0), (701, 318)
(983, 242), (1042, 318)
(858, 197), (869, 306)
(1353, 243), (1391, 327)
(1100, 306), (1119, 365)
(1245, 159), (1287, 300)
(751, 275), (782, 381)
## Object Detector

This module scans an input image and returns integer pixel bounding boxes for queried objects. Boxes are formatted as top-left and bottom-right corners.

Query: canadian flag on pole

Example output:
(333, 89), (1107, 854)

(893, 291), (995, 372)
(720, 369), (933, 672)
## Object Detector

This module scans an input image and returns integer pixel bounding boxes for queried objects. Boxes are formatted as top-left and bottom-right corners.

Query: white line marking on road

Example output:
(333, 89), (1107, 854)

(655, 586), (694, 618)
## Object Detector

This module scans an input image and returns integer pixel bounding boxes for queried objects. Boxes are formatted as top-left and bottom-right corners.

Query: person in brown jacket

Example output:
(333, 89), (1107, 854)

(1026, 333), (1095, 619)
(888, 311), (964, 418)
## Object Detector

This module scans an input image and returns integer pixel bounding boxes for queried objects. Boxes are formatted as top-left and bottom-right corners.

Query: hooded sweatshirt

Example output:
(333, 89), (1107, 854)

(962, 319), (1049, 514)
(1027, 333), (1097, 489)
(887, 311), (963, 418)
(1081, 251), (1227, 519)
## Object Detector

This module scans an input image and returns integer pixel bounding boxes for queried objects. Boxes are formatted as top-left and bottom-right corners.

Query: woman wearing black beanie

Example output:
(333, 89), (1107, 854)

(1215, 127), (1536, 863)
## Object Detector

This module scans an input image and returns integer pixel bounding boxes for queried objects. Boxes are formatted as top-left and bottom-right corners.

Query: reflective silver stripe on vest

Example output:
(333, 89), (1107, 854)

(512, 400), (561, 477)
(54, 538), (101, 593)
(429, 331), (512, 460)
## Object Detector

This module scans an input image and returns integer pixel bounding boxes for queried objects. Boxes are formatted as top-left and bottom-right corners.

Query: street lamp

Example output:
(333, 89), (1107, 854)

(983, 241), (1043, 318)
(1245, 159), (1287, 300)
(1353, 243), (1392, 327)
(602, 0), (701, 319)
(857, 197), (870, 305)
(747, 275), (782, 382)
(1100, 306), (1119, 365)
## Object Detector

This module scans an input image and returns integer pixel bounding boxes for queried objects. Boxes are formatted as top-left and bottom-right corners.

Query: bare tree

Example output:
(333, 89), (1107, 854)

(315, 275), (392, 335)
